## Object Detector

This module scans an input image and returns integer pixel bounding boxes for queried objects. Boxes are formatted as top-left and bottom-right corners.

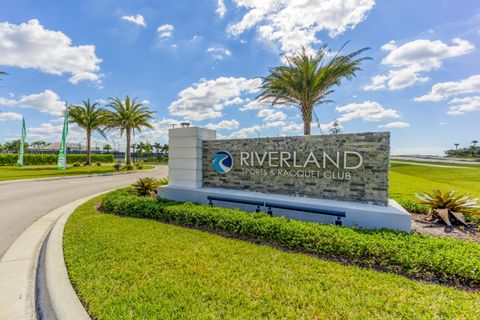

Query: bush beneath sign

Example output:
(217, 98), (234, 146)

(101, 189), (480, 288)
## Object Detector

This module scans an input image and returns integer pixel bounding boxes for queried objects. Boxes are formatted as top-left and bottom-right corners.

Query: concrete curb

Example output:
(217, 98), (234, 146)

(0, 191), (110, 320)
(41, 192), (110, 319)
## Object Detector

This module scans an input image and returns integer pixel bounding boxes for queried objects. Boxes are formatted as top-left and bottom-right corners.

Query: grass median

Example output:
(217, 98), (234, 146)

(0, 164), (154, 181)
(64, 196), (480, 319)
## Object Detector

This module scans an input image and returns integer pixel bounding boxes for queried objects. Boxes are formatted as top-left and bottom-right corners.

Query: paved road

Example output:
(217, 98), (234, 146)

(0, 166), (167, 258)
(390, 161), (474, 169)
(391, 156), (480, 165)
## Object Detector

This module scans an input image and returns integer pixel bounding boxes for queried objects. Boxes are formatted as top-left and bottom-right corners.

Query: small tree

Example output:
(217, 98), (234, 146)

(454, 143), (459, 151)
(144, 142), (152, 156)
(472, 140), (478, 148)
(153, 142), (162, 155)
(328, 119), (342, 135)
(103, 144), (112, 153)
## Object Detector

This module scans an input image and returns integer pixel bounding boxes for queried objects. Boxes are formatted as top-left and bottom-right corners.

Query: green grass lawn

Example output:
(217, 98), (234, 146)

(389, 161), (480, 202)
(64, 197), (480, 320)
(0, 164), (154, 181)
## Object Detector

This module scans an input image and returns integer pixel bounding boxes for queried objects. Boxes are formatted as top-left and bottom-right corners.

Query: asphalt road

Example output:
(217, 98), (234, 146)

(0, 166), (168, 258)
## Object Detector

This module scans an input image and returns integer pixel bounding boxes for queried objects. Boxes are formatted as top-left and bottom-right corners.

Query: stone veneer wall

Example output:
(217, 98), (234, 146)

(202, 132), (390, 206)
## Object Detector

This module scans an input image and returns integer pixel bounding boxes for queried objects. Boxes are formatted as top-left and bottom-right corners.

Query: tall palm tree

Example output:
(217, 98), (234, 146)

(472, 140), (479, 148)
(68, 99), (107, 164)
(153, 142), (162, 155)
(454, 143), (460, 151)
(257, 44), (371, 135)
(106, 96), (154, 164)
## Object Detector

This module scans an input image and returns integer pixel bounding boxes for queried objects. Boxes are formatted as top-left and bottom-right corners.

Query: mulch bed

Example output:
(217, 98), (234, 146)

(411, 213), (480, 243)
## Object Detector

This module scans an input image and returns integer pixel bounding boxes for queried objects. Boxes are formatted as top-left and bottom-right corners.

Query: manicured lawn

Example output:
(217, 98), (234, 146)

(0, 165), (154, 181)
(389, 161), (480, 202)
(64, 197), (480, 320)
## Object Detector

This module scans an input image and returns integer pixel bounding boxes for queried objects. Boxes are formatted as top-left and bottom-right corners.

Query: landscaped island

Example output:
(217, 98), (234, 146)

(64, 192), (480, 319)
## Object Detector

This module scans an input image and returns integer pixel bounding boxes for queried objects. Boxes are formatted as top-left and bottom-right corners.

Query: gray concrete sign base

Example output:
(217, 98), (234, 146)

(158, 186), (412, 232)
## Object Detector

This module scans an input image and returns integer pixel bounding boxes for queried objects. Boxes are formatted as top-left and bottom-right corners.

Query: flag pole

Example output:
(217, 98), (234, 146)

(57, 102), (69, 171)
(16, 117), (26, 167)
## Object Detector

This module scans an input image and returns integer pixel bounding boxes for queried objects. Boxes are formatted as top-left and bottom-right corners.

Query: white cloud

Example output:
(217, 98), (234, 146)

(228, 125), (261, 139)
(205, 119), (239, 130)
(121, 15), (146, 27)
(447, 96), (480, 115)
(0, 90), (65, 116)
(28, 122), (83, 141)
(336, 101), (401, 122)
(207, 47), (232, 60)
(264, 120), (286, 128)
(157, 24), (174, 38)
(216, 0), (227, 18)
(415, 74), (480, 102)
(257, 109), (287, 121)
(365, 38), (474, 90)
(134, 118), (179, 144)
(168, 77), (261, 121)
(378, 121), (410, 128)
(281, 123), (303, 133)
(0, 112), (22, 122)
(239, 100), (269, 111)
(0, 20), (102, 84)
(227, 0), (375, 54)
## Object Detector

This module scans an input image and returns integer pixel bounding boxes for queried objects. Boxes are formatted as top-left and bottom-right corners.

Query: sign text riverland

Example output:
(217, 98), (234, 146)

(240, 150), (363, 180)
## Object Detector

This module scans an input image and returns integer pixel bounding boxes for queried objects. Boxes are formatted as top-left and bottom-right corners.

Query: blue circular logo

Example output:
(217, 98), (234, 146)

(212, 151), (233, 174)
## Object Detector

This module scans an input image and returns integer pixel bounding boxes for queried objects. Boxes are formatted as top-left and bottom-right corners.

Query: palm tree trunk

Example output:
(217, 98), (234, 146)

(126, 128), (131, 164)
(303, 121), (311, 135)
(302, 105), (313, 136)
(86, 130), (91, 164)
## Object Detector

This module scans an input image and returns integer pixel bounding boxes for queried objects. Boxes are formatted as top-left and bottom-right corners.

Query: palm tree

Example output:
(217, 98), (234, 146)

(103, 143), (112, 153)
(153, 142), (162, 156)
(105, 96), (154, 164)
(68, 99), (107, 164)
(472, 140), (479, 148)
(257, 44), (371, 135)
(454, 143), (460, 151)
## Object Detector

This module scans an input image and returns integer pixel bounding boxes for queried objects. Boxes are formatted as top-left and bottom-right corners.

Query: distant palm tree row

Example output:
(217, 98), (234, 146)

(68, 96), (154, 164)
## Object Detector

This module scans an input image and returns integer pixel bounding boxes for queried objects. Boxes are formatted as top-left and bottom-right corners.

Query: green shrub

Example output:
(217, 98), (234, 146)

(0, 154), (114, 166)
(416, 190), (479, 226)
(131, 177), (162, 196)
(100, 189), (480, 288)
(72, 162), (82, 167)
(123, 164), (134, 171)
(397, 199), (429, 214)
(96, 162), (101, 166)
(113, 162), (121, 172)
(135, 162), (143, 170)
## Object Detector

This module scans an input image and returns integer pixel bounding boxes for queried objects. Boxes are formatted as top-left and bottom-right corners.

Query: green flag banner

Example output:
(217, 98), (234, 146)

(16, 118), (26, 166)
(57, 104), (69, 170)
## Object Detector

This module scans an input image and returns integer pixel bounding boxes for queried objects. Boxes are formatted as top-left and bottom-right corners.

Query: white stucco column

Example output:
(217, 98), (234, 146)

(167, 126), (216, 188)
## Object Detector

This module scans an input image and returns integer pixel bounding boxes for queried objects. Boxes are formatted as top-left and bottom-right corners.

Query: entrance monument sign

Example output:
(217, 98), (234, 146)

(158, 126), (411, 232)
(202, 133), (389, 206)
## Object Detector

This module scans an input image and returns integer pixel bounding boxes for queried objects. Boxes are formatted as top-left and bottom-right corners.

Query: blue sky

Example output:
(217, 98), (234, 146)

(0, 0), (479, 154)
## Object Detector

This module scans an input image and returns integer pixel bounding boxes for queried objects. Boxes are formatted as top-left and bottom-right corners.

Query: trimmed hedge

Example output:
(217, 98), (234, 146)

(0, 154), (114, 166)
(101, 189), (480, 288)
